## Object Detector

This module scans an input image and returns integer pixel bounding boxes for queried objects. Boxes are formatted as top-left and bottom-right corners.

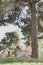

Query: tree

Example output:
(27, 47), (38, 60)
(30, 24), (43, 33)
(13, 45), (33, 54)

(1, 32), (20, 49)
(38, 2), (43, 32)
(29, 0), (41, 58)
(31, 1), (38, 58)
(0, 0), (2, 20)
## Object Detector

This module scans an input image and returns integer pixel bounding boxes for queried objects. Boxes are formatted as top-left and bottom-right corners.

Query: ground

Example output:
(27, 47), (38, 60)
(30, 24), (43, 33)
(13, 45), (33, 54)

(0, 63), (43, 65)
(0, 57), (43, 65)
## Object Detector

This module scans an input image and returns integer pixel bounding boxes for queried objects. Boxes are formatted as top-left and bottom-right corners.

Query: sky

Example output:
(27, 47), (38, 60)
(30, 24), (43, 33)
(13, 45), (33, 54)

(40, 0), (43, 2)
(0, 24), (23, 41)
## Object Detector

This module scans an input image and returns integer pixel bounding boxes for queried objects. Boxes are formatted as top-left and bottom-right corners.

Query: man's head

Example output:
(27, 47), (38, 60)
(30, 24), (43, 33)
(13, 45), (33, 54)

(25, 41), (30, 47)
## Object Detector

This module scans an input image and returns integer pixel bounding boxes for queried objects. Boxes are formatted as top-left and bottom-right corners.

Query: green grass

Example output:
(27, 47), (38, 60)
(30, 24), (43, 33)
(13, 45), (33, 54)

(0, 57), (43, 64)
(0, 63), (43, 65)
(0, 58), (43, 65)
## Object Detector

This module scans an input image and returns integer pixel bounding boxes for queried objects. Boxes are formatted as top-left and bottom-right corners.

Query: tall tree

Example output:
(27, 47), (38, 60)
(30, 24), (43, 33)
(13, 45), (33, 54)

(31, 3), (38, 58)
(0, 0), (2, 19)
(29, 0), (40, 58)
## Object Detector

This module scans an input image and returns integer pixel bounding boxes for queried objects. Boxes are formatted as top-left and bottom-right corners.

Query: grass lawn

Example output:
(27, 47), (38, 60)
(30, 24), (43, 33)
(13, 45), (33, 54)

(0, 57), (43, 65)
(0, 63), (43, 65)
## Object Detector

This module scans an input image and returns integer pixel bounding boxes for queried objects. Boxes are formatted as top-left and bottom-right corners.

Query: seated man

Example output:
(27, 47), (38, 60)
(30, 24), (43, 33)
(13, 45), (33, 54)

(23, 41), (32, 57)
(16, 41), (32, 58)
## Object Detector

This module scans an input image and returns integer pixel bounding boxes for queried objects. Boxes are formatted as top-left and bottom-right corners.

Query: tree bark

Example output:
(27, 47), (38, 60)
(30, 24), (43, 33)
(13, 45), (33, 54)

(31, 1), (38, 58)
(0, 0), (2, 20)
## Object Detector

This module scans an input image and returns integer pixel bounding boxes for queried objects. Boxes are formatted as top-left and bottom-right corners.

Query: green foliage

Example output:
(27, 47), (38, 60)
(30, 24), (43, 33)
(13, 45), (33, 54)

(1, 32), (20, 48)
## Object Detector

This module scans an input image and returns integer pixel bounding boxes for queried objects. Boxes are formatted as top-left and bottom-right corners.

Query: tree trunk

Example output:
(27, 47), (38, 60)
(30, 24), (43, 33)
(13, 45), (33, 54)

(31, 1), (38, 58)
(0, 0), (3, 20)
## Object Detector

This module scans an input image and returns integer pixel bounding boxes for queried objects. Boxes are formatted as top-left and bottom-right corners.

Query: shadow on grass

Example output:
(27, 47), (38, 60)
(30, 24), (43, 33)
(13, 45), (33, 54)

(0, 57), (43, 64)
